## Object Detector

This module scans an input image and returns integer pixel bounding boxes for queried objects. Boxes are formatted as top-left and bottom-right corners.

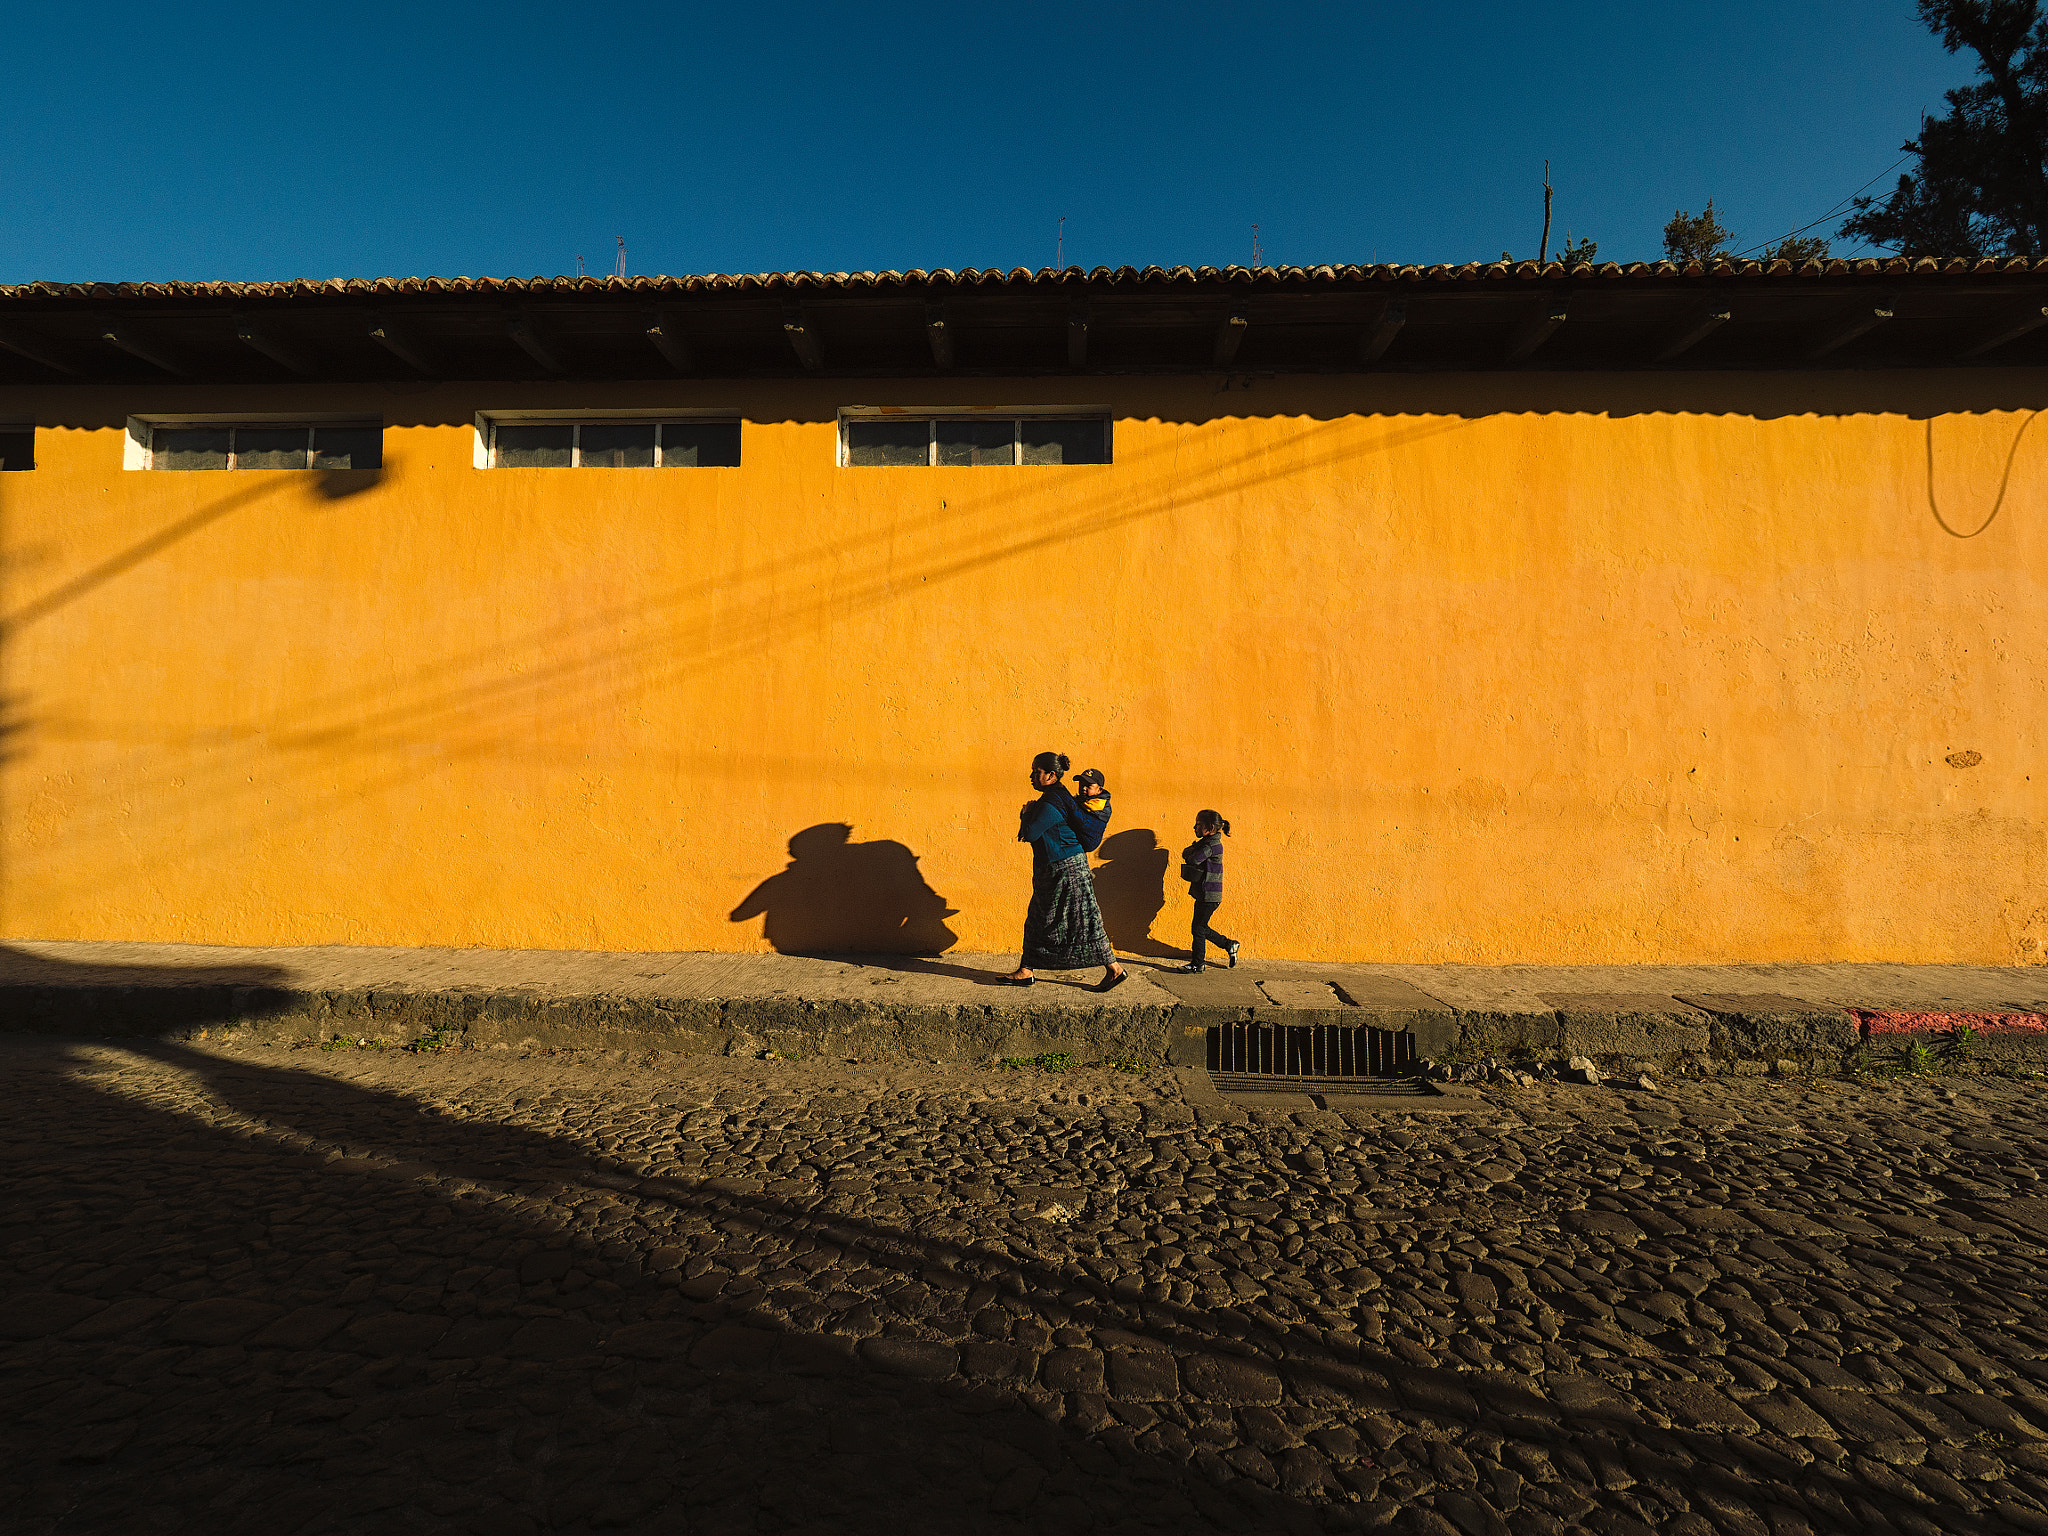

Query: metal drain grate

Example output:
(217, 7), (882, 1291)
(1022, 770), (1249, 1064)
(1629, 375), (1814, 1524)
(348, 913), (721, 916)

(1206, 1022), (1417, 1079)
(1209, 1073), (1429, 1098)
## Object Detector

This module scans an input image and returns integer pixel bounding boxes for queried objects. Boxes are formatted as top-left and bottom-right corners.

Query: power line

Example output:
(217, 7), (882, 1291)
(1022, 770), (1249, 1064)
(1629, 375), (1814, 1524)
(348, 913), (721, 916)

(1732, 153), (1914, 257)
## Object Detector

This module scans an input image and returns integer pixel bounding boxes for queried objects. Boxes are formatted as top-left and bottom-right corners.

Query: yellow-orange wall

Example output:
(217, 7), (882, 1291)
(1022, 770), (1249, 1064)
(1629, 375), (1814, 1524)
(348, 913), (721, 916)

(2, 373), (2042, 964)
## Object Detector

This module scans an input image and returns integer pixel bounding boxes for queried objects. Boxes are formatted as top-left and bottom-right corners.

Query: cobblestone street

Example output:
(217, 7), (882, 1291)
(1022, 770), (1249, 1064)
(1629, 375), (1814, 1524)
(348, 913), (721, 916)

(5, 1037), (2047, 1535)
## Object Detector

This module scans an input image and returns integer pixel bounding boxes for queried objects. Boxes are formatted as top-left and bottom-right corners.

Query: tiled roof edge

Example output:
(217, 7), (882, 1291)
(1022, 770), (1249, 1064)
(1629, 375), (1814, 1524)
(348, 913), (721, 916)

(1, 255), (2039, 301)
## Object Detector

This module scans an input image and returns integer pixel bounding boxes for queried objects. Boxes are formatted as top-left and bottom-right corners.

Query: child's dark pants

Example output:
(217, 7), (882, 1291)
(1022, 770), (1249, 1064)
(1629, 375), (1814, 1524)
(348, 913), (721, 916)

(1192, 901), (1235, 964)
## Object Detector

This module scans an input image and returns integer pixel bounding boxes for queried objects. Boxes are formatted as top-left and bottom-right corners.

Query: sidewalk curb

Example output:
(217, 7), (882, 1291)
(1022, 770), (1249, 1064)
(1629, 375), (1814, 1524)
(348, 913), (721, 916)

(3, 975), (2043, 1071)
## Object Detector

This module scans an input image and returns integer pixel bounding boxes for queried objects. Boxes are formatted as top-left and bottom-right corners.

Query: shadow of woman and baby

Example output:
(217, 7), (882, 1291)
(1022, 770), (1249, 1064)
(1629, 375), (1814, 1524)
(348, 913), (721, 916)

(729, 822), (1185, 963)
(729, 824), (961, 955)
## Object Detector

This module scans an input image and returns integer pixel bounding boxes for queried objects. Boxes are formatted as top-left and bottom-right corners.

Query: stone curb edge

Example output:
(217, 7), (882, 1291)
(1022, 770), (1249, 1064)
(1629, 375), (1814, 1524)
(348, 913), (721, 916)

(1, 981), (2043, 1068)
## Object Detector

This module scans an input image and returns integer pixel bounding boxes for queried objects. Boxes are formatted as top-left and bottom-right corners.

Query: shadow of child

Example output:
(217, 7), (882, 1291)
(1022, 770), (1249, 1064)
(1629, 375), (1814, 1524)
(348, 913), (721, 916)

(1089, 829), (1180, 958)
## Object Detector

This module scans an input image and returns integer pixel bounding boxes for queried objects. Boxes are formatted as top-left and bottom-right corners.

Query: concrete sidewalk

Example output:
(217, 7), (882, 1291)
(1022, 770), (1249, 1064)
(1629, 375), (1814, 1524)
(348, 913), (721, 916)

(4, 939), (2045, 1070)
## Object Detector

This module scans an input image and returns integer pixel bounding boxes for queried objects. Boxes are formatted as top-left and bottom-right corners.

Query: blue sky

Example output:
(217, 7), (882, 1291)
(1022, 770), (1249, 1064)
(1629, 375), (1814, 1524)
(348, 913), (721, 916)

(0, 1), (1973, 284)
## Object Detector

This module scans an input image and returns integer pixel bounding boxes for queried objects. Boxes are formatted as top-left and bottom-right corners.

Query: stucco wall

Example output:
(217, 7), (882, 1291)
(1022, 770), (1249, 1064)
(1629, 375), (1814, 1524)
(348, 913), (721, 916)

(2, 373), (2041, 964)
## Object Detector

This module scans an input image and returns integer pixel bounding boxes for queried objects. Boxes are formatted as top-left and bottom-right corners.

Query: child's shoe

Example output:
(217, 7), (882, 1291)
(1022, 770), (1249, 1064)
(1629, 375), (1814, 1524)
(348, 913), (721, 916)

(1226, 942), (1241, 968)
(1173, 962), (1205, 974)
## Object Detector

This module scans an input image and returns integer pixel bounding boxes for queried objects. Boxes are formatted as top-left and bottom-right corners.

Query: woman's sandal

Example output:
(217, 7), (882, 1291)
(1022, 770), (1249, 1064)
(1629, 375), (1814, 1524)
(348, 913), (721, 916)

(1097, 969), (1130, 993)
(997, 974), (1036, 987)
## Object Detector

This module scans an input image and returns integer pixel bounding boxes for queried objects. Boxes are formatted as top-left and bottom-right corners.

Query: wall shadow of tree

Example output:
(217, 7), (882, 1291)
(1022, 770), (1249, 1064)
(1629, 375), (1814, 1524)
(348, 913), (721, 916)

(0, 942), (295, 1037)
(1092, 830), (1182, 959)
(0, 1041), (1344, 1536)
(729, 824), (958, 955)
(0, 1039), (1962, 1536)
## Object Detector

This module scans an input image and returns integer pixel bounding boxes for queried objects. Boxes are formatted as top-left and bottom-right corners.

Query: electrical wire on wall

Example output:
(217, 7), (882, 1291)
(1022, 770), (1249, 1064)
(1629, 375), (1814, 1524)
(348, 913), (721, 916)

(1926, 409), (2040, 537)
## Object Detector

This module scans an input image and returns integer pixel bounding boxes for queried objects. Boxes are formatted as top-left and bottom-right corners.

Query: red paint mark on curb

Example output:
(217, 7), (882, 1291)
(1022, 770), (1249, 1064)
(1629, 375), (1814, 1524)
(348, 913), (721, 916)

(1851, 1009), (2048, 1039)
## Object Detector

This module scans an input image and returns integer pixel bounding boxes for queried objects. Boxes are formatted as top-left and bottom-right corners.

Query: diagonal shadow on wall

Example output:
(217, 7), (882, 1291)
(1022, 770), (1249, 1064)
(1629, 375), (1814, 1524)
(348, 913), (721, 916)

(11, 415), (1483, 915)
(0, 467), (385, 932)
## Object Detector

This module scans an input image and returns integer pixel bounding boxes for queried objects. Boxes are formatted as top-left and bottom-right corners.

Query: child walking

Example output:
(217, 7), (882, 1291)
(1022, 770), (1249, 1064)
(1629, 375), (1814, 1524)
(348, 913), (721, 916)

(1176, 810), (1238, 972)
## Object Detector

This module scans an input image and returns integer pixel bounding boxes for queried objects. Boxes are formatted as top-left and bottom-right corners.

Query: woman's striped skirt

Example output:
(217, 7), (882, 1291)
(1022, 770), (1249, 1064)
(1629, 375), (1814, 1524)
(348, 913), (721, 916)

(1022, 852), (1115, 970)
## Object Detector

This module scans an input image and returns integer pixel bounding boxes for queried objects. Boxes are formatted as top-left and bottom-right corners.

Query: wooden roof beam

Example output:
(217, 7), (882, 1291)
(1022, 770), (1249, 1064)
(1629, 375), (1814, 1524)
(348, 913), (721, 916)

(1213, 311), (1248, 368)
(234, 314), (314, 375)
(925, 305), (954, 370)
(0, 325), (81, 375)
(366, 313), (434, 375)
(1504, 302), (1568, 365)
(1359, 300), (1406, 364)
(1654, 306), (1731, 363)
(97, 319), (185, 376)
(1806, 300), (1894, 361)
(783, 308), (824, 370)
(1961, 303), (2048, 358)
(644, 310), (691, 372)
(1067, 304), (1089, 367)
(505, 311), (565, 374)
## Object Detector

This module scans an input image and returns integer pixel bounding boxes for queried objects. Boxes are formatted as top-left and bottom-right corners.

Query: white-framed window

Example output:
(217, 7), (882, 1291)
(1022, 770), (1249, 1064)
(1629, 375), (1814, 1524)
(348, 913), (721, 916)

(475, 415), (741, 469)
(126, 420), (380, 471)
(0, 422), (30, 472)
(838, 411), (1111, 467)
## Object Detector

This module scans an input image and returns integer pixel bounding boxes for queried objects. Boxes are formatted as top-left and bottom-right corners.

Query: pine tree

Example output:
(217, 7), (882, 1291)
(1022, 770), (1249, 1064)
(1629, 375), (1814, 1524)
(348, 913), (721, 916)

(1842, 1), (2048, 257)
(1557, 233), (1599, 266)
(1767, 234), (1833, 262)
(1663, 202), (1737, 263)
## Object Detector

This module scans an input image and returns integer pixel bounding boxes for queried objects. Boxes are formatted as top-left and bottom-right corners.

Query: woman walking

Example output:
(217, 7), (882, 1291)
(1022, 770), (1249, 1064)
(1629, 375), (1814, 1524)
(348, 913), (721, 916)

(1000, 752), (1128, 991)
(1176, 810), (1239, 972)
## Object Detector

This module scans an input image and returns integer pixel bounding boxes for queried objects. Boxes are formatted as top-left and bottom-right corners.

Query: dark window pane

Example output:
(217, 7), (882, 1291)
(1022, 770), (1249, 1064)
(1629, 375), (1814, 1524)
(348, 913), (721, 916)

(1021, 419), (1108, 466)
(154, 428), (229, 471)
(495, 424), (572, 468)
(661, 421), (740, 467)
(0, 429), (31, 471)
(579, 424), (656, 469)
(936, 419), (1015, 467)
(235, 427), (309, 470)
(313, 426), (381, 470)
(846, 419), (930, 467)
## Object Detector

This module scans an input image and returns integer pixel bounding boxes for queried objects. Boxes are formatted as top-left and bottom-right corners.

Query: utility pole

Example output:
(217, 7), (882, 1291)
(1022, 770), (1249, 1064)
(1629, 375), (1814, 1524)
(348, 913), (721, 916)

(1057, 216), (1065, 268)
(1539, 161), (1554, 264)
